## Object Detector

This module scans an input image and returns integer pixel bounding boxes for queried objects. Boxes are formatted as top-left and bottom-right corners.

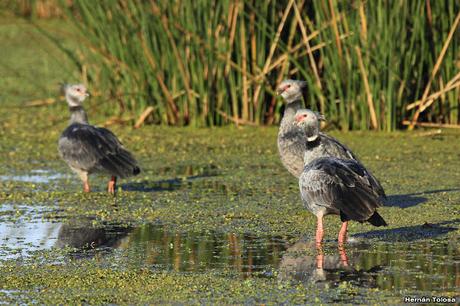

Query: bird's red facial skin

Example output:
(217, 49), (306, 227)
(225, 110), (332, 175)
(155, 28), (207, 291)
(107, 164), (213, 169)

(295, 114), (308, 122)
(282, 84), (291, 93)
(277, 84), (292, 95)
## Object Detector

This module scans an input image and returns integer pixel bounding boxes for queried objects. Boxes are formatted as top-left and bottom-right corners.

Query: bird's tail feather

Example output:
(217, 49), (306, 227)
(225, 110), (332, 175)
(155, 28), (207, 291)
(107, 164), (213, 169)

(100, 149), (141, 178)
(367, 211), (387, 227)
(115, 149), (141, 177)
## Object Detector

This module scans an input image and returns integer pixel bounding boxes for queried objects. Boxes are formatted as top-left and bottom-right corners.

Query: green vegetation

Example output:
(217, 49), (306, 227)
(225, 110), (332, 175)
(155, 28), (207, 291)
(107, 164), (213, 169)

(22, 0), (460, 130)
(0, 7), (459, 305)
(1, 110), (459, 303)
(0, 259), (405, 305)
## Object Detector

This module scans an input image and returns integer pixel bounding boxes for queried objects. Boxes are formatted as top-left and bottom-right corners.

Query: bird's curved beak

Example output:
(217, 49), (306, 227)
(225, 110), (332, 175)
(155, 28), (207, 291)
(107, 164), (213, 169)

(85, 92), (90, 98)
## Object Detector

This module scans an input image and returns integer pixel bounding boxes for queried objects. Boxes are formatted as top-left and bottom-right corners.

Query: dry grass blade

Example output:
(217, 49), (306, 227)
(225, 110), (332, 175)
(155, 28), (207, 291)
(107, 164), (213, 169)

(156, 6), (192, 121)
(224, 1), (240, 76)
(355, 46), (378, 129)
(252, 0), (294, 105)
(412, 129), (442, 137)
(25, 98), (57, 107)
(216, 110), (257, 126)
(134, 106), (155, 129)
(138, 31), (179, 124)
(402, 120), (460, 129)
(328, 0), (342, 58)
(409, 11), (460, 129)
(293, 1), (322, 90)
(42, 1), (459, 129)
(293, 0), (325, 112)
(240, 7), (249, 121)
(358, 0), (367, 42)
(420, 81), (460, 112)
(406, 73), (460, 110)
(100, 116), (134, 127)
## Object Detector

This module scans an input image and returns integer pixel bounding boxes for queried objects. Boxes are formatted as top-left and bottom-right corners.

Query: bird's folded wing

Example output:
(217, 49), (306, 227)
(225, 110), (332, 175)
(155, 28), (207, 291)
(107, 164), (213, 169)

(299, 160), (380, 221)
(59, 124), (138, 178)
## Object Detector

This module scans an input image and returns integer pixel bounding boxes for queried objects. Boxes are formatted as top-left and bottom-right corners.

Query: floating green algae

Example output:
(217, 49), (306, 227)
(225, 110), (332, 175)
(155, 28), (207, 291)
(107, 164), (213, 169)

(0, 15), (459, 304)
(1, 117), (459, 303)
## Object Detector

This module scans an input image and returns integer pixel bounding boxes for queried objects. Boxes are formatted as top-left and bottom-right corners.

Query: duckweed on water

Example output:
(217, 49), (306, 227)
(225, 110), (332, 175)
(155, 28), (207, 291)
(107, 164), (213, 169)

(0, 262), (375, 305)
(1, 17), (459, 303)
(1, 110), (459, 303)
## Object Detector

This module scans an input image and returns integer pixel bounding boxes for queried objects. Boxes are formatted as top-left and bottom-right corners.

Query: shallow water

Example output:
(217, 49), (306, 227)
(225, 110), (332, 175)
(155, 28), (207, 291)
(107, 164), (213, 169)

(1, 127), (460, 303)
(0, 204), (457, 297)
(0, 205), (61, 259)
(0, 170), (68, 184)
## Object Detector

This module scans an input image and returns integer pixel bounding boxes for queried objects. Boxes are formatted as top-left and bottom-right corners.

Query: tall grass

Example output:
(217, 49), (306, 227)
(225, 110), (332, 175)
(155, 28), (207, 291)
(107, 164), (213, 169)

(2, 0), (64, 18)
(40, 0), (460, 129)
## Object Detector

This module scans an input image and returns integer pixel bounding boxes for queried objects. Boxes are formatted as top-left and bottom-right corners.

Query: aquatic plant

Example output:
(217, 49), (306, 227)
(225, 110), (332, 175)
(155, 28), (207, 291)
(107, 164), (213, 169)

(31, 1), (460, 130)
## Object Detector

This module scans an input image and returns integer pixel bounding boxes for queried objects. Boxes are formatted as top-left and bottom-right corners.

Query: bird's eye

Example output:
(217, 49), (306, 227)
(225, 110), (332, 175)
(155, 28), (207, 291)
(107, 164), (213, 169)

(286, 84), (291, 89)
(303, 114), (308, 118)
(75, 88), (81, 92)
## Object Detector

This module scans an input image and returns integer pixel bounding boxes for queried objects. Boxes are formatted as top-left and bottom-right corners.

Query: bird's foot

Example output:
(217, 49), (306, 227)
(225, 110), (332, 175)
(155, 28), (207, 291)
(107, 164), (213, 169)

(107, 176), (117, 194)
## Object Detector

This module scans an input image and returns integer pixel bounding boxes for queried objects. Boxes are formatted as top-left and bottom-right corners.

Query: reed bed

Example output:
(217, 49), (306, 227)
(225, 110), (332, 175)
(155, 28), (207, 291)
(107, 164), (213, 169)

(29, 1), (460, 129)
(2, 0), (64, 18)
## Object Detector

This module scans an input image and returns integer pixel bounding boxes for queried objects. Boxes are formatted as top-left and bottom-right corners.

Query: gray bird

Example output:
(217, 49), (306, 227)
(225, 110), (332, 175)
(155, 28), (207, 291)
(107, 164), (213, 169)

(295, 109), (385, 197)
(278, 238), (380, 289)
(58, 84), (140, 194)
(276, 80), (385, 199)
(277, 79), (308, 178)
(296, 109), (387, 246)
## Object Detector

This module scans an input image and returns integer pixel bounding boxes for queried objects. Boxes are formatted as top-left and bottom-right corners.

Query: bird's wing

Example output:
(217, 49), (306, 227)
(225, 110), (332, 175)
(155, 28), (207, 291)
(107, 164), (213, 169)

(319, 133), (357, 160)
(319, 133), (386, 198)
(341, 159), (386, 199)
(58, 124), (140, 178)
(299, 169), (339, 210)
(299, 158), (381, 221)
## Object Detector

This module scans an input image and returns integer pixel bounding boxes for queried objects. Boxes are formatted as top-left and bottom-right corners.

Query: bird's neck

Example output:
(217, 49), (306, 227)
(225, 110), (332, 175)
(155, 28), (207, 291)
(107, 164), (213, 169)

(306, 135), (320, 148)
(280, 100), (303, 128)
(303, 136), (322, 166)
(304, 124), (320, 143)
(69, 106), (89, 124)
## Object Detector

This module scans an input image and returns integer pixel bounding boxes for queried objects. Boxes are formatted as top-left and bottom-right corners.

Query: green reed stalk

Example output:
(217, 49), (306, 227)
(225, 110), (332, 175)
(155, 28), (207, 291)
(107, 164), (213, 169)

(37, 0), (459, 130)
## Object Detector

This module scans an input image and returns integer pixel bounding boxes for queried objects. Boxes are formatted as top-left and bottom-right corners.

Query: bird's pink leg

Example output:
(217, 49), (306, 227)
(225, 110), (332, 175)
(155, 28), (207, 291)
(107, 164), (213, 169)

(316, 215), (324, 247)
(83, 180), (90, 193)
(338, 244), (349, 267)
(107, 176), (117, 194)
(316, 244), (324, 269)
(338, 221), (348, 245)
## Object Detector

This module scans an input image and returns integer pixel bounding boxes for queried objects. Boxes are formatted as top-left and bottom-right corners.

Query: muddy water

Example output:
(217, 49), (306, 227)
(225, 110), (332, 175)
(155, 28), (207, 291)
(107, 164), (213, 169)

(0, 204), (457, 296)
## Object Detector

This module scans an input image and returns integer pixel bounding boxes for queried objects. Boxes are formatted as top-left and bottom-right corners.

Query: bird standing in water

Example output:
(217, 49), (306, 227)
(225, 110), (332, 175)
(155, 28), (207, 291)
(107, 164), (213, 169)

(58, 84), (140, 194)
(276, 79), (385, 198)
(295, 109), (387, 246)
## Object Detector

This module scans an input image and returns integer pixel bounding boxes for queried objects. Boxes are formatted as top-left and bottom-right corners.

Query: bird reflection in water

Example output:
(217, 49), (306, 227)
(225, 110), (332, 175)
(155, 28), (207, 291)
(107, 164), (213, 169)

(279, 238), (381, 288)
(56, 219), (131, 258)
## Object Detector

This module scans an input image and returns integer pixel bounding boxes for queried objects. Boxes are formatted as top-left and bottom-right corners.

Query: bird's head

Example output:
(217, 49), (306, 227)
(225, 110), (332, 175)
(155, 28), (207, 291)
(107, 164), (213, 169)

(295, 109), (325, 142)
(276, 79), (307, 103)
(63, 83), (90, 107)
